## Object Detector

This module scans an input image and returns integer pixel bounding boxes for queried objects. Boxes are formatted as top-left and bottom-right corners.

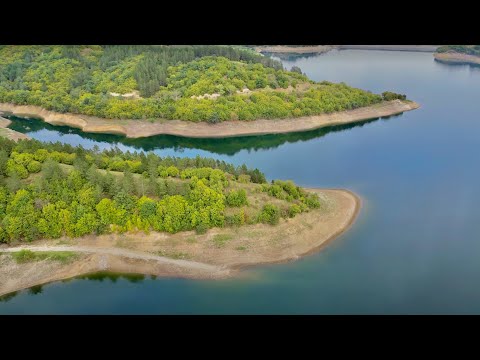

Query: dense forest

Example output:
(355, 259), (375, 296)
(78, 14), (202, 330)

(0, 45), (403, 122)
(437, 45), (480, 56)
(0, 137), (321, 243)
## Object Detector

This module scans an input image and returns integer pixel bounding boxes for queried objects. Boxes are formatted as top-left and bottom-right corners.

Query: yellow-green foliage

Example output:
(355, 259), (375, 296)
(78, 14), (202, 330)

(166, 56), (307, 97)
(225, 189), (247, 207)
(258, 204), (281, 225)
(0, 137), (318, 243)
(0, 45), (385, 121)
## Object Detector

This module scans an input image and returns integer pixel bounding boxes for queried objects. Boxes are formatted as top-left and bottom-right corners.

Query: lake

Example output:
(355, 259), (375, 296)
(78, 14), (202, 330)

(2, 49), (480, 314)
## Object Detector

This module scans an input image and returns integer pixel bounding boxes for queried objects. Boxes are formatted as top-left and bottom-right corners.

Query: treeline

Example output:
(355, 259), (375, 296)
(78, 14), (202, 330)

(1, 137), (267, 183)
(0, 138), (321, 243)
(437, 45), (480, 56)
(133, 45), (284, 97)
(0, 45), (391, 122)
(381, 91), (407, 101)
(0, 45), (283, 98)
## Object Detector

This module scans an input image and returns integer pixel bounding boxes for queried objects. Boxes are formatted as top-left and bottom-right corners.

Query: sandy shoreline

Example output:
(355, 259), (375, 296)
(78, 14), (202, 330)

(0, 116), (30, 141)
(337, 45), (439, 52)
(0, 100), (419, 139)
(0, 189), (360, 297)
(434, 52), (480, 66)
(255, 45), (336, 54)
(255, 45), (439, 54)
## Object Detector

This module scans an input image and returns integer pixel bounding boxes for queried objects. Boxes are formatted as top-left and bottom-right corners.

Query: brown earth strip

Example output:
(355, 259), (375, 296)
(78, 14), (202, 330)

(0, 116), (30, 141)
(0, 189), (360, 297)
(434, 52), (480, 66)
(0, 100), (419, 139)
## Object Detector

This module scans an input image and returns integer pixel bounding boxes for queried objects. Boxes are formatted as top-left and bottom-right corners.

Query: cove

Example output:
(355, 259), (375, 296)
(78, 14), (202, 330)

(2, 50), (480, 314)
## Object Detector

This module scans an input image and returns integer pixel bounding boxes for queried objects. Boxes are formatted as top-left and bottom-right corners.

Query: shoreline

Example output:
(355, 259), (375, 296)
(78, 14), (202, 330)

(255, 45), (336, 55)
(255, 45), (439, 55)
(0, 100), (419, 139)
(433, 52), (480, 66)
(337, 45), (439, 52)
(0, 189), (360, 297)
(0, 116), (30, 141)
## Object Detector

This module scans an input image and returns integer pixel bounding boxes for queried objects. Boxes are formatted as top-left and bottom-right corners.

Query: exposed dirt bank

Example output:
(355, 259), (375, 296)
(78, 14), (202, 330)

(0, 116), (30, 141)
(255, 45), (439, 54)
(0, 189), (360, 296)
(255, 45), (336, 54)
(0, 100), (419, 139)
(434, 52), (480, 66)
(337, 45), (439, 52)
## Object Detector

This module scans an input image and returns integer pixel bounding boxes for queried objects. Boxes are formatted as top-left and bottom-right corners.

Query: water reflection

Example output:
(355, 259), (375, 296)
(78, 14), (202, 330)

(28, 285), (43, 295)
(434, 58), (480, 70)
(0, 291), (18, 303)
(76, 272), (146, 283)
(6, 113), (403, 156)
(264, 52), (327, 62)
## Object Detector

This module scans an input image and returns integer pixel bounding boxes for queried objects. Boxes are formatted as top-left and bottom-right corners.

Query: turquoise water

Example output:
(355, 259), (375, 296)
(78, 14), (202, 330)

(2, 49), (480, 314)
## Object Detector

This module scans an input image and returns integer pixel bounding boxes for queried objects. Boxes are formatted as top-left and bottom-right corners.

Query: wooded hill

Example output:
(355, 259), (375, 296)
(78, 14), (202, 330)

(0, 45), (402, 122)
(0, 137), (322, 243)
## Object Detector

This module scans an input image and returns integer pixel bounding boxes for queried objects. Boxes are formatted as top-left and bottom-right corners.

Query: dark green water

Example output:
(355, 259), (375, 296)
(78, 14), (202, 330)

(2, 49), (480, 314)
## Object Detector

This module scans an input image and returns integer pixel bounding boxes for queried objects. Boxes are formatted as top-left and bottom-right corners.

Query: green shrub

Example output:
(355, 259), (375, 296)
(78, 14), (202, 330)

(263, 184), (285, 199)
(258, 204), (281, 225)
(225, 189), (248, 207)
(6, 161), (28, 179)
(195, 223), (208, 235)
(303, 193), (321, 209)
(0, 226), (6, 243)
(382, 91), (407, 101)
(225, 210), (246, 226)
(289, 204), (302, 218)
(213, 234), (232, 248)
(237, 174), (251, 183)
(27, 160), (42, 173)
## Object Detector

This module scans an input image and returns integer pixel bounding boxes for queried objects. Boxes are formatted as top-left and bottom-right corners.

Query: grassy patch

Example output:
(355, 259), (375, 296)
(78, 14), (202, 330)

(55, 239), (72, 246)
(156, 250), (191, 260)
(116, 237), (135, 249)
(235, 246), (247, 251)
(11, 249), (78, 264)
(243, 230), (263, 239)
(186, 236), (197, 244)
(213, 234), (233, 248)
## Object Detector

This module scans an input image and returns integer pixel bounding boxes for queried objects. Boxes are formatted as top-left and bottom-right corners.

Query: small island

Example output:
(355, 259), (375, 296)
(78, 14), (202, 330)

(434, 45), (480, 66)
(0, 45), (418, 138)
(0, 137), (360, 296)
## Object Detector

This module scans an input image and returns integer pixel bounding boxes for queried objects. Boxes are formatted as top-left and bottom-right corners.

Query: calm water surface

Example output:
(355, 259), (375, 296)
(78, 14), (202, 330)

(2, 50), (480, 314)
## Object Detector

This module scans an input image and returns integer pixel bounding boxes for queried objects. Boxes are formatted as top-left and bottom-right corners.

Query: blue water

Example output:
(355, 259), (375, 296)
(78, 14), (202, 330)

(2, 49), (480, 314)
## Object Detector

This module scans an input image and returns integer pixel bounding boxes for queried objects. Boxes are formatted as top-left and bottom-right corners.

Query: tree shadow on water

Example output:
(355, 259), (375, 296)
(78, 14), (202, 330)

(0, 291), (19, 303)
(76, 271), (146, 284)
(6, 113), (402, 156)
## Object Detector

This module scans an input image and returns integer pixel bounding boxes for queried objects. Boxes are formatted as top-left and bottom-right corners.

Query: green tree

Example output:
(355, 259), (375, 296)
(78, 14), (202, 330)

(226, 189), (248, 207)
(0, 150), (8, 176)
(38, 203), (63, 238)
(258, 204), (280, 225)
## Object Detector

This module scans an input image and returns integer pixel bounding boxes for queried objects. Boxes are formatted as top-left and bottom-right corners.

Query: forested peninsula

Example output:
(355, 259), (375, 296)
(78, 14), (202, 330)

(0, 137), (359, 294)
(0, 45), (417, 138)
(434, 45), (480, 66)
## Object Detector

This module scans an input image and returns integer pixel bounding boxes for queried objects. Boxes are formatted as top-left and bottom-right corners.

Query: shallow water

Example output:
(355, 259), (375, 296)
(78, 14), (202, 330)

(2, 50), (480, 314)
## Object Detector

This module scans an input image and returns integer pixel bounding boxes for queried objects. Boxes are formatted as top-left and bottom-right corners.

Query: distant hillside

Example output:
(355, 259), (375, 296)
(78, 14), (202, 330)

(434, 45), (480, 66)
